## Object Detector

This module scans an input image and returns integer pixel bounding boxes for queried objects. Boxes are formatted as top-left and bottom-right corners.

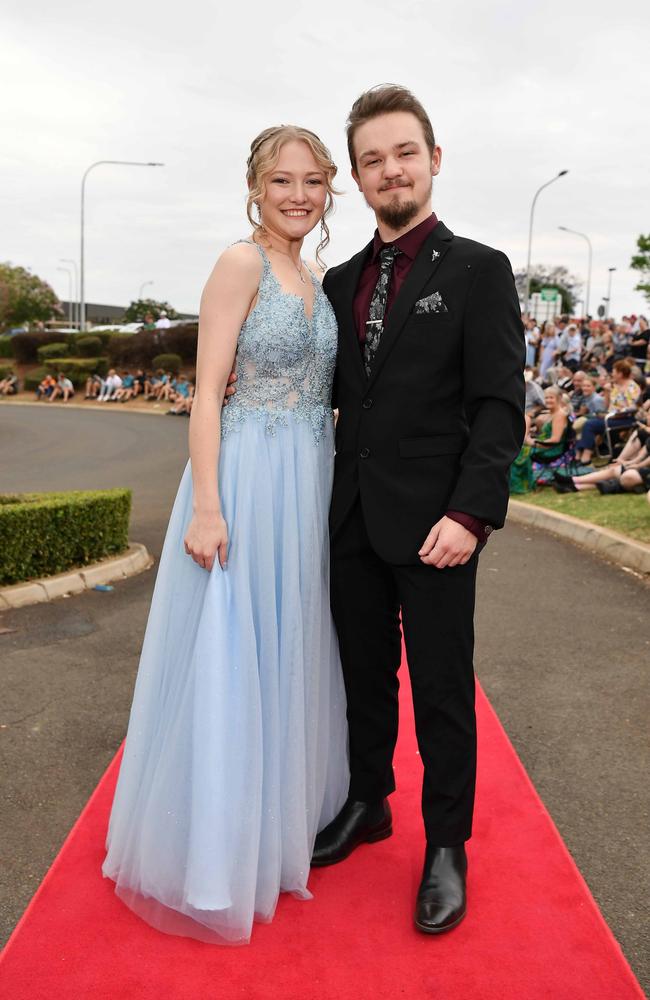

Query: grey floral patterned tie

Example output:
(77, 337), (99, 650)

(363, 244), (401, 377)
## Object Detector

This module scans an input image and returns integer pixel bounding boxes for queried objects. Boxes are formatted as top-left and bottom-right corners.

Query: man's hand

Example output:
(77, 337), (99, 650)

(418, 515), (478, 569)
(222, 370), (237, 406)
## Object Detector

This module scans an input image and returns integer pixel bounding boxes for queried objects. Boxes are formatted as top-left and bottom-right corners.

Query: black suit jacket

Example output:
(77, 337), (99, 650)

(323, 220), (526, 564)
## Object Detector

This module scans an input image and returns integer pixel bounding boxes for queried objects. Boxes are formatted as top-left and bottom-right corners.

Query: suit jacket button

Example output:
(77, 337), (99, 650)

(362, 398), (373, 409)
(360, 447), (370, 459)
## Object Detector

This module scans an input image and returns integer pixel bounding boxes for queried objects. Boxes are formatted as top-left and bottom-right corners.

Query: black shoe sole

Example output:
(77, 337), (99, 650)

(310, 824), (393, 867)
(414, 908), (466, 935)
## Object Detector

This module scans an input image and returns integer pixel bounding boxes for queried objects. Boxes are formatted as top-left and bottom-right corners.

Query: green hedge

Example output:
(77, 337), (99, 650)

(37, 341), (70, 361)
(107, 326), (197, 368)
(10, 332), (74, 364)
(152, 353), (182, 372)
(24, 358), (109, 390)
(0, 488), (132, 585)
(0, 336), (13, 358)
(0, 361), (14, 377)
(76, 335), (103, 357)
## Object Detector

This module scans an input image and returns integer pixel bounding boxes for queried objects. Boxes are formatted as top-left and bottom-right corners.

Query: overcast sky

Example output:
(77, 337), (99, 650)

(2, 0), (649, 318)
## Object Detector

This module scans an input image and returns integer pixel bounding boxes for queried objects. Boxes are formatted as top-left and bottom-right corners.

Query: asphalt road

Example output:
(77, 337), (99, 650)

(1, 403), (648, 991)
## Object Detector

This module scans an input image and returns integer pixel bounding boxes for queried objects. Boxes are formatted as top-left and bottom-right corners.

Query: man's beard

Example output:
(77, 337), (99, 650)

(374, 178), (432, 230)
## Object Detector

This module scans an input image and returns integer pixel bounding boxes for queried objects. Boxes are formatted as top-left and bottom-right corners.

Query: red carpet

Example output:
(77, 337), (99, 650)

(0, 670), (644, 1000)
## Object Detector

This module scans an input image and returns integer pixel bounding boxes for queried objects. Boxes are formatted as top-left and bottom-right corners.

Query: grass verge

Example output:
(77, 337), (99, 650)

(518, 490), (650, 544)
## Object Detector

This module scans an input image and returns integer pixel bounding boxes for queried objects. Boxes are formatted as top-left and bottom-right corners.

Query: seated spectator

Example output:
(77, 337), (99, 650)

(133, 369), (146, 398)
(569, 369), (587, 411)
(576, 359), (641, 464)
(167, 375), (195, 416)
(553, 427), (650, 494)
(630, 316), (649, 366)
(572, 376), (606, 437)
(564, 323), (583, 371)
(48, 372), (75, 402)
(509, 386), (571, 493)
(98, 369), (123, 402)
(144, 369), (167, 400)
(84, 373), (104, 399)
(526, 386), (571, 462)
(612, 323), (632, 359)
(524, 367), (545, 417)
(157, 371), (176, 402)
(36, 373), (56, 400)
(0, 370), (18, 395)
(112, 369), (136, 402)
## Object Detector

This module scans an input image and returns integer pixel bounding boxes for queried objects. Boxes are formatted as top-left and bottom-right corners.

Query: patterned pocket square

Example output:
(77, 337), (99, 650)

(414, 291), (448, 314)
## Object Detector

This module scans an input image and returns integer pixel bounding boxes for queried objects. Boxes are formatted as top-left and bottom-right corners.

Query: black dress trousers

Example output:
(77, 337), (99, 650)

(330, 498), (479, 846)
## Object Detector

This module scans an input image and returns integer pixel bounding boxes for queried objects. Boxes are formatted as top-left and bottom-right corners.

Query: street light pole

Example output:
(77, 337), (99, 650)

(60, 258), (79, 328)
(558, 225), (592, 318)
(56, 266), (74, 325)
(525, 170), (569, 316)
(80, 160), (164, 332)
(606, 267), (616, 320)
(139, 280), (154, 299)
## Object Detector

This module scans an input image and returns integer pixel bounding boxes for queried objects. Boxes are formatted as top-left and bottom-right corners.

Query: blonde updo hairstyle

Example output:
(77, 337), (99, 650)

(246, 125), (339, 269)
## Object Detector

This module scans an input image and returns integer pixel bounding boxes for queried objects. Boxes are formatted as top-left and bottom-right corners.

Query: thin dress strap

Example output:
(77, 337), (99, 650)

(232, 237), (270, 265)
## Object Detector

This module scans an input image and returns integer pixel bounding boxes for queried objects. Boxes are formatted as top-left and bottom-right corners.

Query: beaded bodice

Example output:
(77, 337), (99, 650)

(221, 240), (338, 442)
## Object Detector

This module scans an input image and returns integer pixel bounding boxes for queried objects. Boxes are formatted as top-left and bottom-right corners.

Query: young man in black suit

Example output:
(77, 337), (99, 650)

(311, 84), (526, 935)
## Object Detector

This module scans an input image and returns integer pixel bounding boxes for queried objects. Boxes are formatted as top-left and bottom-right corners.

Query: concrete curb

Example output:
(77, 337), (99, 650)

(0, 399), (167, 416)
(0, 543), (154, 610)
(508, 499), (650, 575)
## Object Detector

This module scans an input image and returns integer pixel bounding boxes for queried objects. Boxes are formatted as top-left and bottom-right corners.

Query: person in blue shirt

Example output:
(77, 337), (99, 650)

(113, 369), (136, 403)
(167, 373), (194, 416)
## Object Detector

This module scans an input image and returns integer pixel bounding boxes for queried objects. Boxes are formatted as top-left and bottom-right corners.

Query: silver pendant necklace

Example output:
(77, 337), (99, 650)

(270, 245), (306, 283)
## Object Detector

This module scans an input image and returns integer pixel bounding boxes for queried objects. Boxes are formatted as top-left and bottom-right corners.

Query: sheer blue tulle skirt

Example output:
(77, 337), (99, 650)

(102, 414), (349, 944)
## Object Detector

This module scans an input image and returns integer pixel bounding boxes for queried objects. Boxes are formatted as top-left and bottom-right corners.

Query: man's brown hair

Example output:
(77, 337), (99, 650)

(346, 84), (436, 171)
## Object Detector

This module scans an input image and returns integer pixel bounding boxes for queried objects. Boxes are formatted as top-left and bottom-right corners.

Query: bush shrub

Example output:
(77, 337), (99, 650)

(11, 331), (73, 364)
(106, 326), (197, 368)
(107, 331), (156, 367)
(37, 341), (70, 361)
(0, 335), (13, 358)
(0, 361), (14, 377)
(76, 335), (103, 357)
(23, 358), (109, 390)
(160, 324), (198, 364)
(152, 353), (182, 373)
(89, 330), (119, 348)
(0, 488), (132, 585)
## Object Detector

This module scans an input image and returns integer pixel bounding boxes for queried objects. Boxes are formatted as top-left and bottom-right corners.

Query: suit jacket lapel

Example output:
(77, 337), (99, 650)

(365, 221), (454, 391)
(337, 239), (373, 385)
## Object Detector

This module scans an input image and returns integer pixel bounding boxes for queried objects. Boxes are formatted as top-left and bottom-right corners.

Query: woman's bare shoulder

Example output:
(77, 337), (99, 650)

(203, 240), (262, 294)
(215, 240), (262, 274)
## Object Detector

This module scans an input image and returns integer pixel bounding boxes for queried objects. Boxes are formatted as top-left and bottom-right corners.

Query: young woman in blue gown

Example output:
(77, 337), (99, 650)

(102, 126), (349, 945)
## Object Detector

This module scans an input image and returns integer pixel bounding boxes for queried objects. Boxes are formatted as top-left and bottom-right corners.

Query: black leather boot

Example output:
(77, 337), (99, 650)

(415, 844), (467, 934)
(310, 797), (392, 866)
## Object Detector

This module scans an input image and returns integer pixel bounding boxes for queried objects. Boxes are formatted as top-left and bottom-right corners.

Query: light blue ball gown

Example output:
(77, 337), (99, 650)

(102, 241), (349, 944)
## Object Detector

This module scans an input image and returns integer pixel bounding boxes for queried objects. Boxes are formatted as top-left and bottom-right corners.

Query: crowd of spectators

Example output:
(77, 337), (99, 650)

(512, 312), (650, 498)
(4, 312), (650, 502)
(28, 368), (195, 416)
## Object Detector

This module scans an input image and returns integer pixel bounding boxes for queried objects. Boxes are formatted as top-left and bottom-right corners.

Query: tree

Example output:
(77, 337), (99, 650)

(630, 233), (650, 305)
(513, 265), (582, 314)
(123, 298), (178, 322)
(0, 263), (62, 328)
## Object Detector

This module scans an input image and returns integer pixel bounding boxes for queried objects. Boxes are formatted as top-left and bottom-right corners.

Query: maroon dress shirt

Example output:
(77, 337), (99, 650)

(352, 213), (491, 544)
